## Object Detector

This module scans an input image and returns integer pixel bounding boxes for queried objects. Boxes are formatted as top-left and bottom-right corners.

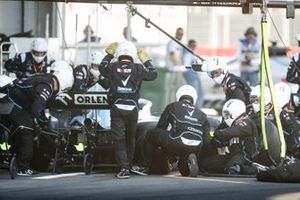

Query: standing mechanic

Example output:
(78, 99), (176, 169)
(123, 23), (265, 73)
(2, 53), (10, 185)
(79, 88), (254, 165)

(99, 41), (157, 179)
(273, 82), (300, 159)
(4, 38), (55, 79)
(141, 85), (210, 177)
(5, 61), (73, 175)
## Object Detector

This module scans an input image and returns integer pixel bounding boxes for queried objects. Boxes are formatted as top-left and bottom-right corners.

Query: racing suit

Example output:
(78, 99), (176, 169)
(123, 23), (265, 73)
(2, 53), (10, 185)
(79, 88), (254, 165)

(279, 108), (300, 158)
(6, 74), (55, 170)
(286, 53), (300, 91)
(286, 53), (300, 115)
(262, 106), (300, 159)
(216, 73), (252, 166)
(4, 52), (55, 79)
(68, 64), (111, 128)
(99, 56), (157, 170)
(223, 73), (251, 105)
(212, 115), (261, 174)
(143, 101), (210, 170)
(71, 64), (103, 93)
(66, 65), (96, 117)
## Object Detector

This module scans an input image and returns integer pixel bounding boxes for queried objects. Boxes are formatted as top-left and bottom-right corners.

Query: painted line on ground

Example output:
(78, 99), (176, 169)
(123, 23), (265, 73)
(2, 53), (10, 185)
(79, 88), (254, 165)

(32, 172), (85, 180)
(164, 173), (249, 184)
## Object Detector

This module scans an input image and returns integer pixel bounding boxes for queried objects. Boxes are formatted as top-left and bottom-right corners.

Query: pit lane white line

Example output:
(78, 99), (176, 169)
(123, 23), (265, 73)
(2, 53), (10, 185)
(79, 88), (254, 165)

(165, 174), (249, 184)
(32, 172), (85, 180)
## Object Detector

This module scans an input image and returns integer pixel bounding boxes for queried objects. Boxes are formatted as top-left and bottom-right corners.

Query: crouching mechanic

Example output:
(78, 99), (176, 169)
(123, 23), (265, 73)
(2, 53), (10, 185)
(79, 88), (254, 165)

(66, 51), (107, 119)
(4, 38), (55, 79)
(71, 51), (105, 93)
(99, 41), (158, 179)
(249, 85), (273, 119)
(273, 82), (300, 159)
(250, 83), (300, 159)
(141, 85), (210, 177)
(6, 61), (74, 175)
(211, 99), (277, 174)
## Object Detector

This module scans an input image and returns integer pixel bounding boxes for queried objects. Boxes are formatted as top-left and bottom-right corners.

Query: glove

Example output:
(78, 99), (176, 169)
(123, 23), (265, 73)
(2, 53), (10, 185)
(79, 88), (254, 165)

(105, 42), (119, 55)
(209, 131), (215, 138)
(137, 48), (151, 63)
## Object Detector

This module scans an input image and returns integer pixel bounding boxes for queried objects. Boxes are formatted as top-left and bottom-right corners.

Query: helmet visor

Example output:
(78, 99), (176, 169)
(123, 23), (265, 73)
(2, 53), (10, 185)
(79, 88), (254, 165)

(32, 50), (46, 57)
(222, 110), (231, 120)
(250, 95), (259, 104)
(91, 63), (100, 69)
(208, 68), (223, 78)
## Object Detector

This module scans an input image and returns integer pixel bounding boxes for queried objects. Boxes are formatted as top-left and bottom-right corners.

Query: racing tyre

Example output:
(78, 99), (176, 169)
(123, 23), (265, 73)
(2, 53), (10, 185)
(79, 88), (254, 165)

(178, 157), (189, 177)
(188, 153), (199, 177)
(83, 153), (93, 175)
(9, 156), (17, 179)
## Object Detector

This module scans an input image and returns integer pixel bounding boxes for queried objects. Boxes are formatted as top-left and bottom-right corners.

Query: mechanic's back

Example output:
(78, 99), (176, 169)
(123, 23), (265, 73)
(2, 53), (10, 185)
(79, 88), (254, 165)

(99, 41), (157, 179)
(100, 42), (157, 107)
(157, 101), (209, 137)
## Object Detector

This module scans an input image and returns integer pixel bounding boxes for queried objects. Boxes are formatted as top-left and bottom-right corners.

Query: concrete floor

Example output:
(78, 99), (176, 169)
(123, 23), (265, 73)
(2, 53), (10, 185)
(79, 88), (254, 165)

(0, 170), (299, 200)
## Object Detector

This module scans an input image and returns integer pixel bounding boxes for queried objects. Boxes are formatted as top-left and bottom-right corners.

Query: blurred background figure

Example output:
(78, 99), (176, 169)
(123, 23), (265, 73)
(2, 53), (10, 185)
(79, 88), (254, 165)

(80, 25), (101, 43)
(123, 26), (137, 42)
(238, 27), (261, 86)
(165, 27), (185, 104)
(166, 27), (184, 67)
(183, 39), (204, 108)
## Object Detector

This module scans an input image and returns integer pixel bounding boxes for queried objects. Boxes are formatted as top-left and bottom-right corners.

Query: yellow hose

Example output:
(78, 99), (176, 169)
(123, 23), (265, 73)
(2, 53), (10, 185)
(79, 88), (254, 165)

(261, 20), (286, 158)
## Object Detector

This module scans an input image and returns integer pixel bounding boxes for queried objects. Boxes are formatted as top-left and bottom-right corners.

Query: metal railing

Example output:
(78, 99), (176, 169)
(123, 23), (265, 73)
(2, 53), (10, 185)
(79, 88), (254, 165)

(0, 42), (18, 75)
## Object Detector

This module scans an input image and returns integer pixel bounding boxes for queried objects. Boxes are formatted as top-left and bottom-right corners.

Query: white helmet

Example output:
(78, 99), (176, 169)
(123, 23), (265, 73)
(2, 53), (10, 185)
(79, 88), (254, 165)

(89, 51), (104, 81)
(31, 38), (48, 64)
(250, 85), (271, 113)
(222, 99), (246, 127)
(175, 85), (198, 105)
(202, 57), (228, 84)
(274, 82), (291, 110)
(50, 61), (74, 94)
(115, 41), (137, 62)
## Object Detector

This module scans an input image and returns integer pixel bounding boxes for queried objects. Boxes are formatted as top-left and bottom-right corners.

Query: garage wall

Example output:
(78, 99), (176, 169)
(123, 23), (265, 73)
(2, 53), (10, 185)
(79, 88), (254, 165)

(24, 1), (55, 37)
(0, 1), (56, 37)
(0, 1), (22, 35)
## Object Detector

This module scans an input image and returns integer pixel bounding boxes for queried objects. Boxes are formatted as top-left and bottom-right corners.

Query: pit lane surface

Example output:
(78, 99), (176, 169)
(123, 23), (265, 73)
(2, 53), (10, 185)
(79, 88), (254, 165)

(0, 170), (299, 200)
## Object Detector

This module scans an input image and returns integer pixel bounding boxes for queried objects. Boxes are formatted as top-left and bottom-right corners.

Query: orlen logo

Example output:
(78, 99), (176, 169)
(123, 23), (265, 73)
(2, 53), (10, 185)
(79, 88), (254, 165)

(74, 94), (108, 105)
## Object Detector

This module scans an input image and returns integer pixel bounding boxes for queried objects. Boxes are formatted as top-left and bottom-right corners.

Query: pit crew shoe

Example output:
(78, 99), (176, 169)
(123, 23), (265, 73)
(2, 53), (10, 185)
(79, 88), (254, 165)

(130, 165), (149, 176)
(116, 168), (130, 179)
(226, 164), (242, 175)
(188, 153), (199, 177)
(17, 169), (39, 176)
